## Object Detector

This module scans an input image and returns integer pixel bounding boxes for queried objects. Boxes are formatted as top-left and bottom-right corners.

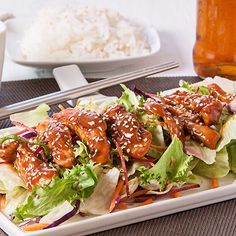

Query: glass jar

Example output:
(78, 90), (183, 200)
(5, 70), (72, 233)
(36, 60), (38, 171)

(193, 0), (236, 80)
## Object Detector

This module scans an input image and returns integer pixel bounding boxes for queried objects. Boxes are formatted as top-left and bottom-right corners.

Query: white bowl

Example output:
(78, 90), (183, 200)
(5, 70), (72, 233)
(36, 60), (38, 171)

(5, 17), (160, 73)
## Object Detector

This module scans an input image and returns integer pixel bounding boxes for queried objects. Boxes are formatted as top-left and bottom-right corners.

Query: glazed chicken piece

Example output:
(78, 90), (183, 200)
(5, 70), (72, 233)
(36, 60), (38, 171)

(163, 90), (223, 126)
(104, 105), (152, 159)
(36, 120), (75, 168)
(200, 101), (223, 126)
(144, 97), (221, 149)
(184, 122), (220, 149)
(165, 104), (220, 148)
(53, 108), (110, 164)
(164, 101), (221, 149)
(0, 141), (19, 162)
(15, 143), (57, 189)
(207, 83), (236, 104)
(144, 98), (185, 140)
(166, 105), (200, 123)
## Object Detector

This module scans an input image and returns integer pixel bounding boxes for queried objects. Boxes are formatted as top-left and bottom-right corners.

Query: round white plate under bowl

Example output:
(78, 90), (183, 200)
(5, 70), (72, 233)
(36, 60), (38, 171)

(5, 17), (160, 74)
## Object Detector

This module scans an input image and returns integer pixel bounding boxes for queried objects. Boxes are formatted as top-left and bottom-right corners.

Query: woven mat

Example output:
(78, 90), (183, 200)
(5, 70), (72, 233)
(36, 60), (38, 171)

(1, 76), (236, 236)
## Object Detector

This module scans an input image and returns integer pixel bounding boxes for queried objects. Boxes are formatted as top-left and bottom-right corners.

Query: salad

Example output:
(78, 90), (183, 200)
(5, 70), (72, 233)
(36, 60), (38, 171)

(0, 79), (236, 232)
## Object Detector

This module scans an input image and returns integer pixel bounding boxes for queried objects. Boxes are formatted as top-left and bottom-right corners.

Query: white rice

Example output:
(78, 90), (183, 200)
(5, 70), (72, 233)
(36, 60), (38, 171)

(21, 7), (150, 61)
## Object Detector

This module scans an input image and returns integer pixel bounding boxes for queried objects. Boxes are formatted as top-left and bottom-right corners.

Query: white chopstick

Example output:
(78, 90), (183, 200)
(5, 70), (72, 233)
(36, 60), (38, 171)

(0, 61), (179, 120)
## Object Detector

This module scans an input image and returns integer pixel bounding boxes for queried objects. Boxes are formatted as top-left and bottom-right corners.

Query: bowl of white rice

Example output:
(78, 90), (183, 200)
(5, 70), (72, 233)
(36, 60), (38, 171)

(6, 6), (160, 72)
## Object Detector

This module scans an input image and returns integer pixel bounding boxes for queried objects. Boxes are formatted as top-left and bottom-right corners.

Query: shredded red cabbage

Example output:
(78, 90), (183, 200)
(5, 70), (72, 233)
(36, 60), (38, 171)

(130, 85), (150, 99)
(170, 183), (200, 193)
(115, 142), (130, 198)
(11, 121), (36, 133)
(21, 131), (37, 139)
(34, 147), (48, 163)
(131, 183), (201, 203)
(39, 150), (48, 163)
(14, 128), (29, 135)
(34, 146), (43, 155)
(43, 201), (80, 229)
(130, 85), (159, 101)
(115, 195), (121, 206)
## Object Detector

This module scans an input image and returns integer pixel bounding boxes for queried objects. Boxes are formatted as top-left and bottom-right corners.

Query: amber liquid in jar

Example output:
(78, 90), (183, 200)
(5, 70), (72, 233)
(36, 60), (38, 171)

(193, 0), (236, 80)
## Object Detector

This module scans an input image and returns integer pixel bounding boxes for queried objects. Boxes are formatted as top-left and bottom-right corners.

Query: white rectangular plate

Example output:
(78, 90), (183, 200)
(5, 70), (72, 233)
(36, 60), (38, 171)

(5, 17), (160, 73)
(1, 76), (236, 236)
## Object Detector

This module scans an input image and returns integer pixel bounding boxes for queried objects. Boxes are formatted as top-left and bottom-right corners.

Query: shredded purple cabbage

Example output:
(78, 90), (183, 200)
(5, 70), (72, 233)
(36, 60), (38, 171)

(43, 201), (80, 229)
(115, 195), (121, 206)
(20, 131), (37, 139)
(35, 146), (48, 163)
(130, 85), (152, 99)
(130, 85), (160, 101)
(39, 150), (48, 163)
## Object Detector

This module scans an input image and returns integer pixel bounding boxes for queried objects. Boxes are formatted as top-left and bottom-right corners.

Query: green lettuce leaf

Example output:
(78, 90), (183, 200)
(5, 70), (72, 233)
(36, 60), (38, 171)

(185, 140), (216, 164)
(73, 141), (90, 164)
(180, 80), (196, 93)
(217, 114), (236, 151)
(180, 80), (210, 95)
(215, 115), (236, 174)
(217, 108), (231, 127)
(146, 124), (165, 158)
(63, 164), (97, 198)
(10, 103), (50, 127)
(198, 86), (210, 95)
(80, 168), (120, 215)
(146, 123), (165, 146)
(227, 140), (236, 173)
(139, 137), (193, 191)
(14, 164), (97, 220)
(118, 84), (143, 112)
(76, 97), (117, 114)
(39, 201), (74, 224)
(193, 147), (230, 178)
(0, 164), (26, 194)
(3, 187), (29, 217)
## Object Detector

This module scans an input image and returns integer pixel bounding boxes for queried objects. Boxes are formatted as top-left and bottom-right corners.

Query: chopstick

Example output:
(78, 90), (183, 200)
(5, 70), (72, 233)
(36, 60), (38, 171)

(0, 61), (178, 120)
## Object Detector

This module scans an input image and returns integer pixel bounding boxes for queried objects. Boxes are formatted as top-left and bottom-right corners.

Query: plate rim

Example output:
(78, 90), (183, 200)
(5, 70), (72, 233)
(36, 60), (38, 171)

(1, 181), (236, 236)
